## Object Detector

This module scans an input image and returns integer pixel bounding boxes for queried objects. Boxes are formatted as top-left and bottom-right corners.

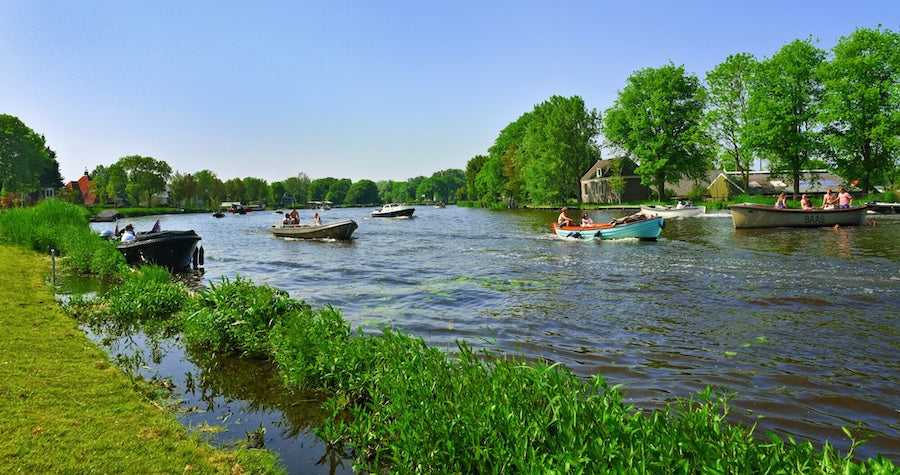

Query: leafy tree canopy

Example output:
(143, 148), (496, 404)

(603, 63), (713, 200)
(0, 114), (52, 196)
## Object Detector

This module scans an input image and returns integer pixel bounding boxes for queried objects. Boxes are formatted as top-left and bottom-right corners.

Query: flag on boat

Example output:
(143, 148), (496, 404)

(151, 220), (161, 232)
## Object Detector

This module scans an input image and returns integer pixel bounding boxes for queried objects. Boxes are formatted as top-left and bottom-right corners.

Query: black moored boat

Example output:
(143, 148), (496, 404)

(117, 230), (204, 272)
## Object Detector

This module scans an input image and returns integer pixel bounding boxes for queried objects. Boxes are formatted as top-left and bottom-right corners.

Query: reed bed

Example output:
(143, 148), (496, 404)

(0, 200), (127, 277)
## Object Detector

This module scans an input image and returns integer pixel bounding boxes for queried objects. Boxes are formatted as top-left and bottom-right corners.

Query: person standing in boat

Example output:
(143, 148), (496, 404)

(838, 187), (853, 208)
(775, 193), (787, 209)
(822, 190), (837, 209)
(558, 207), (575, 227)
(287, 207), (300, 224)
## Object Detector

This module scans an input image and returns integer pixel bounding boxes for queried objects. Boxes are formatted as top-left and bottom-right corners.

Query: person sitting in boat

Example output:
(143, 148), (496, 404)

(775, 193), (787, 209)
(581, 213), (594, 226)
(120, 224), (136, 242)
(557, 207), (575, 227)
(800, 194), (814, 210)
(313, 213), (321, 226)
(676, 201), (685, 209)
(281, 214), (292, 226)
(822, 190), (837, 209)
(838, 187), (853, 209)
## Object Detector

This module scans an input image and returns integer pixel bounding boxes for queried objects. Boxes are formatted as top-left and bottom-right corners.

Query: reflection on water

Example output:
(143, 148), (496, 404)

(81, 207), (900, 469)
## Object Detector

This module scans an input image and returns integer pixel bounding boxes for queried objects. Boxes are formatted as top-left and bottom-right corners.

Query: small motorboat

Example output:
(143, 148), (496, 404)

(212, 210), (225, 218)
(640, 204), (706, 218)
(270, 219), (358, 240)
(371, 203), (415, 218)
(552, 213), (664, 241)
(728, 203), (868, 228)
(866, 201), (900, 214)
(117, 230), (204, 271)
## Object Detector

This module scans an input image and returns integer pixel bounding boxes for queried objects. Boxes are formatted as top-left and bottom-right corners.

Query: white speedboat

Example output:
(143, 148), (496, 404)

(371, 203), (415, 218)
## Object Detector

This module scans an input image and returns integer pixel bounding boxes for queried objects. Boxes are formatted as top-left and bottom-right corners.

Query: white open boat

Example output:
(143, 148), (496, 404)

(640, 204), (706, 218)
(270, 219), (358, 240)
(371, 203), (415, 218)
(728, 203), (868, 229)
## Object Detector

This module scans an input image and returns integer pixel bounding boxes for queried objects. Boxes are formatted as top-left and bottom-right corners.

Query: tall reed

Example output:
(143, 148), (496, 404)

(0, 200), (127, 277)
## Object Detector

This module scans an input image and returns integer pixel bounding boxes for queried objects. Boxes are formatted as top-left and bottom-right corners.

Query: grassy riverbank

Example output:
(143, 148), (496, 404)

(0, 245), (283, 473)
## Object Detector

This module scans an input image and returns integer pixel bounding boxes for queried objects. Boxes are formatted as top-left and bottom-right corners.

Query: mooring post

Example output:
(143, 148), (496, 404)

(50, 248), (56, 284)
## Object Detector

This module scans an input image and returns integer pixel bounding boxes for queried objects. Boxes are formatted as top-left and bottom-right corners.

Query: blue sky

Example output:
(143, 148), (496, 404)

(2, 1), (897, 184)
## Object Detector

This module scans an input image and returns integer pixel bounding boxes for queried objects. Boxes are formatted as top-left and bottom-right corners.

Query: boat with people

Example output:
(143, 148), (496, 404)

(116, 226), (204, 272)
(640, 203), (706, 218)
(728, 203), (868, 228)
(371, 203), (415, 218)
(552, 213), (664, 241)
(270, 219), (358, 240)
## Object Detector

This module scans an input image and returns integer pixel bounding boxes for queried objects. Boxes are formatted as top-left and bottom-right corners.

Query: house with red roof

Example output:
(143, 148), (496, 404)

(64, 171), (97, 205)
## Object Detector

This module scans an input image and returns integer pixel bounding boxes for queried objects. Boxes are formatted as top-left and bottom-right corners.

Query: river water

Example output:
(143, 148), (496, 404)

(85, 205), (898, 471)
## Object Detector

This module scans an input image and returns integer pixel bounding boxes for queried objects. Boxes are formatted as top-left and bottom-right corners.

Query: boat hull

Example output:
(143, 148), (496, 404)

(552, 215), (664, 241)
(640, 205), (706, 218)
(728, 203), (868, 228)
(117, 230), (202, 272)
(270, 219), (358, 240)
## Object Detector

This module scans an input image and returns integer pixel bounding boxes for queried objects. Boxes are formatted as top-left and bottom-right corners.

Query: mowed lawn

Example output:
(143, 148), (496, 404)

(0, 245), (282, 474)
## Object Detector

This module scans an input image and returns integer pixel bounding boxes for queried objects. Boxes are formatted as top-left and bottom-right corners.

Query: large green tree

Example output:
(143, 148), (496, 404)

(464, 155), (488, 201)
(282, 173), (310, 204)
(345, 179), (379, 205)
(115, 155), (172, 206)
(242, 177), (269, 204)
(705, 53), (758, 192)
(192, 169), (222, 208)
(746, 39), (826, 197)
(603, 63), (713, 200)
(819, 26), (900, 193)
(0, 114), (52, 199)
(520, 95), (601, 204)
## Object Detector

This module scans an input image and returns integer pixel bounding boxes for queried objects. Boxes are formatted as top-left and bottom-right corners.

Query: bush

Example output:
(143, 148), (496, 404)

(179, 275), (309, 357)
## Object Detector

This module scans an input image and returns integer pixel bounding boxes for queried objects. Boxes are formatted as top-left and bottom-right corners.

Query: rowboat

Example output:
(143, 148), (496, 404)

(270, 219), (358, 240)
(640, 204), (706, 218)
(552, 214), (664, 241)
(728, 203), (868, 228)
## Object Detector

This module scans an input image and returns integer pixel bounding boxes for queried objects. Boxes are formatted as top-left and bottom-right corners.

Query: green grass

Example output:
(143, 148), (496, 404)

(0, 200), (127, 278)
(0, 245), (284, 473)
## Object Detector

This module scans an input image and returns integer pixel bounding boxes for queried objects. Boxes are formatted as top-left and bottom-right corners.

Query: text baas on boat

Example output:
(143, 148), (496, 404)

(728, 203), (868, 228)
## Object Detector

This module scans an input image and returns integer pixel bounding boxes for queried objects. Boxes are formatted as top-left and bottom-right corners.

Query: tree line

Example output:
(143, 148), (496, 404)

(466, 26), (899, 203)
(2, 27), (897, 208)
